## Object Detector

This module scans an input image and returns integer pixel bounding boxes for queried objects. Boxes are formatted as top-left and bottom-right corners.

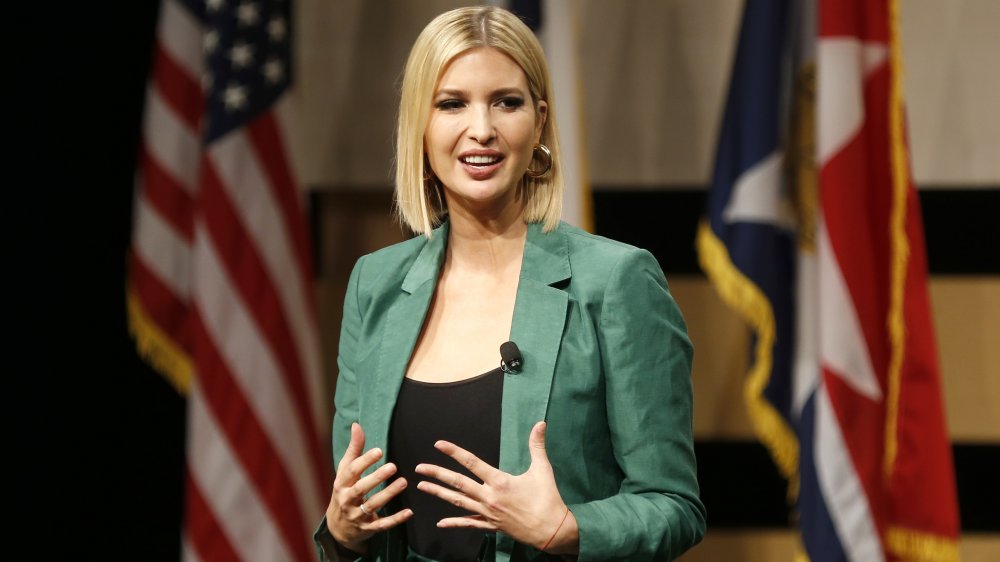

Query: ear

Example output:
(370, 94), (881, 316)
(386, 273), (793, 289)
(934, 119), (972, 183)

(534, 100), (548, 141)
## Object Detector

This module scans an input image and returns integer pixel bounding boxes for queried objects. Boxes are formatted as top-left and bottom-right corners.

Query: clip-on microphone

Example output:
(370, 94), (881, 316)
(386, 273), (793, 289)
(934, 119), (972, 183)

(500, 341), (523, 374)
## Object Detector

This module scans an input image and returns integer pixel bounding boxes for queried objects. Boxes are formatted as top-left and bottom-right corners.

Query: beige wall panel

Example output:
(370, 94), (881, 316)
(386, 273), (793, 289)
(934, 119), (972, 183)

(931, 278), (1000, 441)
(295, 0), (999, 189)
(668, 276), (752, 439)
(677, 530), (1000, 562)
(579, 0), (741, 186)
(902, 0), (1000, 185)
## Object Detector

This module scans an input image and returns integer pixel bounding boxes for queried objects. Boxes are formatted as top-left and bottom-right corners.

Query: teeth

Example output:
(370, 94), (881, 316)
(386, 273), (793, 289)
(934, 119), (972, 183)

(462, 155), (500, 165)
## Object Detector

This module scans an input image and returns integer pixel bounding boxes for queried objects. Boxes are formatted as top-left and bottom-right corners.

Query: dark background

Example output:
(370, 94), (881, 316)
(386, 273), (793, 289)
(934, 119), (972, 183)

(21, 2), (997, 559)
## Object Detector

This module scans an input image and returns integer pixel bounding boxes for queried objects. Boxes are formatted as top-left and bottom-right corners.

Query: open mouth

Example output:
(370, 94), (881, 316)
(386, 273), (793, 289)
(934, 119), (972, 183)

(460, 154), (504, 167)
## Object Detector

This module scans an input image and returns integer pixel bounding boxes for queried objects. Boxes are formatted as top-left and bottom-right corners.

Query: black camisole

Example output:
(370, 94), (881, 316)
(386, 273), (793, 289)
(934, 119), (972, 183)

(388, 368), (504, 562)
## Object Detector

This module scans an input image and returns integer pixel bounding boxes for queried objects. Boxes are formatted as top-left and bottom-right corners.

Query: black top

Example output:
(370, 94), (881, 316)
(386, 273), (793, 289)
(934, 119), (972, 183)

(388, 369), (504, 562)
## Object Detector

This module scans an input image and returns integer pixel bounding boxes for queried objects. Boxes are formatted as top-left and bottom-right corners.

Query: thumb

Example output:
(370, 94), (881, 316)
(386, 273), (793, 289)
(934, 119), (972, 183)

(528, 421), (550, 467)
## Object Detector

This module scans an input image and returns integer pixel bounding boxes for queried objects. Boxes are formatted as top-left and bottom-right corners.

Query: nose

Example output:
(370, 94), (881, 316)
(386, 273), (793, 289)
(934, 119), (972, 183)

(468, 105), (495, 144)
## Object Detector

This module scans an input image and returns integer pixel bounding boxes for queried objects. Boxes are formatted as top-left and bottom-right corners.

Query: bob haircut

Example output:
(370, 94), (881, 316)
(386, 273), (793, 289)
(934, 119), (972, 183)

(395, 6), (563, 236)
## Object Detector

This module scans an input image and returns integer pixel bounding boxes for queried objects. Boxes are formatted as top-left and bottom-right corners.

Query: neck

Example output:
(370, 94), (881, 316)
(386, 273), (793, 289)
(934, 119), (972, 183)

(445, 205), (528, 274)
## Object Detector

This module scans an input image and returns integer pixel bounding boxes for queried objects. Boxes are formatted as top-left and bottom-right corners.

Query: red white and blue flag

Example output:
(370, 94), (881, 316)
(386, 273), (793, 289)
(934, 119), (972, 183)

(127, 0), (327, 560)
(697, 0), (961, 560)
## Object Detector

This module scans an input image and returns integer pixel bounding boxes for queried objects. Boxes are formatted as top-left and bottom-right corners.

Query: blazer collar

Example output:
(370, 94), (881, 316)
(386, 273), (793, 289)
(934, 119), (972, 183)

(401, 221), (450, 294)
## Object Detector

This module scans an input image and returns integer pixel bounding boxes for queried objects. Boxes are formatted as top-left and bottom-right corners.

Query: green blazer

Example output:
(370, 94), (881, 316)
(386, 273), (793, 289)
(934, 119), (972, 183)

(321, 221), (705, 562)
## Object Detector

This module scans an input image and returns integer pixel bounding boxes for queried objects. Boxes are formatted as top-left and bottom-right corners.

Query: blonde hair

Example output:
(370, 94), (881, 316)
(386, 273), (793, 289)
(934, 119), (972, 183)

(395, 6), (563, 236)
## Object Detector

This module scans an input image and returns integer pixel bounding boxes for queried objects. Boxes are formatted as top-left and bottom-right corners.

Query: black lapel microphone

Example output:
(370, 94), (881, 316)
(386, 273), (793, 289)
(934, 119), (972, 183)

(500, 341), (523, 374)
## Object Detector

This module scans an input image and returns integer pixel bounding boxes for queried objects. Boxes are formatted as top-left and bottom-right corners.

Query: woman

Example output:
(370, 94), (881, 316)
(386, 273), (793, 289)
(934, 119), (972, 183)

(316, 6), (705, 561)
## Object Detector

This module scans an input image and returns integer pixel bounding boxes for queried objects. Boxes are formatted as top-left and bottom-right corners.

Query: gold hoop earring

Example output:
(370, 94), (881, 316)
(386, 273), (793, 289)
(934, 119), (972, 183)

(525, 143), (552, 178)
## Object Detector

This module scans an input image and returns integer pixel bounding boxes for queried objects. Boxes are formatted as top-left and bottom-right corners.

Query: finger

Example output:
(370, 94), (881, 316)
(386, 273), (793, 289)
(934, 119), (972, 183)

(361, 477), (409, 513)
(349, 463), (399, 502)
(334, 423), (367, 482)
(335, 446), (383, 488)
(416, 480), (483, 515)
(362, 508), (414, 533)
(342, 423), (366, 465)
(434, 440), (496, 481)
(414, 463), (483, 500)
(527, 421), (550, 467)
(436, 515), (497, 530)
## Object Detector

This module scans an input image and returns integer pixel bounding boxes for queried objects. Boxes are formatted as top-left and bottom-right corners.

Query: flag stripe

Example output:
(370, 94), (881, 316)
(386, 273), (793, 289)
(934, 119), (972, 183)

(132, 193), (192, 300)
(151, 41), (204, 133)
(130, 250), (192, 348)
(189, 313), (313, 562)
(200, 154), (327, 492)
(184, 469), (242, 562)
(815, 383), (884, 562)
(143, 87), (202, 195)
(245, 113), (315, 313)
(225, 120), (327, 434)
(192, 214), (324, 523)
(186, 376), (301, 562)
(158, 0), (204, 81)
(139, 144), (195, 241)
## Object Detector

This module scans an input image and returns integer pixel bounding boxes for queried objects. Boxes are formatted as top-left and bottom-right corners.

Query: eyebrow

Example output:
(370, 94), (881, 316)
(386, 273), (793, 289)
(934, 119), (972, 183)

(433, 87), (526, 99)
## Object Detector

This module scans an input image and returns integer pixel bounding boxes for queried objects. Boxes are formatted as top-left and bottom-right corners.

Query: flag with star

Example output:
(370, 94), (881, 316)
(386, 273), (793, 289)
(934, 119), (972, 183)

(127, 0), (328, 560)
(697, 0), (960, 560)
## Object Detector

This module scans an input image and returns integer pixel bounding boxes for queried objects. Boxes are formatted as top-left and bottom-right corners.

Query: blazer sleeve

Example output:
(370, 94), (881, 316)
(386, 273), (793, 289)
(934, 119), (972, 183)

(331, 254), (366, 467)
(314, 256), (367, 562)
(567, 248), (706, 561)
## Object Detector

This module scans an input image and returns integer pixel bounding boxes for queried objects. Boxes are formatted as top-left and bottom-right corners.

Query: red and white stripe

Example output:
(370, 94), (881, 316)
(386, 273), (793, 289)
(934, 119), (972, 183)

(806, 1), (959, 559)
(129, 1), (327, 560)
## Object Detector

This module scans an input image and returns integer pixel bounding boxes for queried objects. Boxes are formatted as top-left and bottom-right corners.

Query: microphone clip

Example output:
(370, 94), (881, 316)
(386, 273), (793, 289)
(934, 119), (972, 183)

(500, 341), (523, 374)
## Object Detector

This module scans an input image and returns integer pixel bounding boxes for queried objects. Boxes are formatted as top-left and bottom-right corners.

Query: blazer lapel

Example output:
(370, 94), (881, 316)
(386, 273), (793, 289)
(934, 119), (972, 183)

(500, 222), (571, 474)
(365, 223), (448, 461)
(497, 222), (571, 562)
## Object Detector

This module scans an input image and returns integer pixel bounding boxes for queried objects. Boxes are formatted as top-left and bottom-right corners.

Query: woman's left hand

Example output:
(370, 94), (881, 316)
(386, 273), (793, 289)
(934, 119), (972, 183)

(414, 421), (579, 554)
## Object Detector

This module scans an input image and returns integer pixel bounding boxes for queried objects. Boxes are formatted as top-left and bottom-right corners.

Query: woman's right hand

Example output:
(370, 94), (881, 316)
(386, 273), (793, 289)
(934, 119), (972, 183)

(326, 422), (413, 553)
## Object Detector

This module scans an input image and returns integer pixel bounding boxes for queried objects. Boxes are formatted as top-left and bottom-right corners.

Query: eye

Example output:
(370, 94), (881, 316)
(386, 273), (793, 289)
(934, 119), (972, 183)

(435, 99), (464, 111)
(495, 96), (525, 110)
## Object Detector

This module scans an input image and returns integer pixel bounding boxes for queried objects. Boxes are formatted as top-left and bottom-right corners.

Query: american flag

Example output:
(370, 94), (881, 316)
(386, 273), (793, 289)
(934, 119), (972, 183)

(127, 0), (327, 560)
(698, 0), (960, 560)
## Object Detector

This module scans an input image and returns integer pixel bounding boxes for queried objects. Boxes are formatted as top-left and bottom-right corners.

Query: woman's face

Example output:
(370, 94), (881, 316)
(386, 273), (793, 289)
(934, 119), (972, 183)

(424, 47), (547, 218)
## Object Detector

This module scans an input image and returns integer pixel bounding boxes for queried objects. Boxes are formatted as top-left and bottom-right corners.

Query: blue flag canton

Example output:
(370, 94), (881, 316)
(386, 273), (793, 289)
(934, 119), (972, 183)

(191, 0), (292, 143)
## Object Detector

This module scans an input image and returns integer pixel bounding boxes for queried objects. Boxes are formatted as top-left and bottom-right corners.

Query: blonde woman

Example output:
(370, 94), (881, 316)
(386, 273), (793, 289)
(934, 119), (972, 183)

(317, 6), (705, 561)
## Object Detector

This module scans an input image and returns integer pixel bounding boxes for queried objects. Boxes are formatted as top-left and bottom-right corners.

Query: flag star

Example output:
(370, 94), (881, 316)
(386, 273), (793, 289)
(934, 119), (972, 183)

(206, 0), (225, 12)
(237, 2), (260, 27)
(267, 17), (287, 42)
(203, 30), (219, 54)
(222, 83), (248, 111)
(262, 58), (285, 84)
(229, 42), (254, 69)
